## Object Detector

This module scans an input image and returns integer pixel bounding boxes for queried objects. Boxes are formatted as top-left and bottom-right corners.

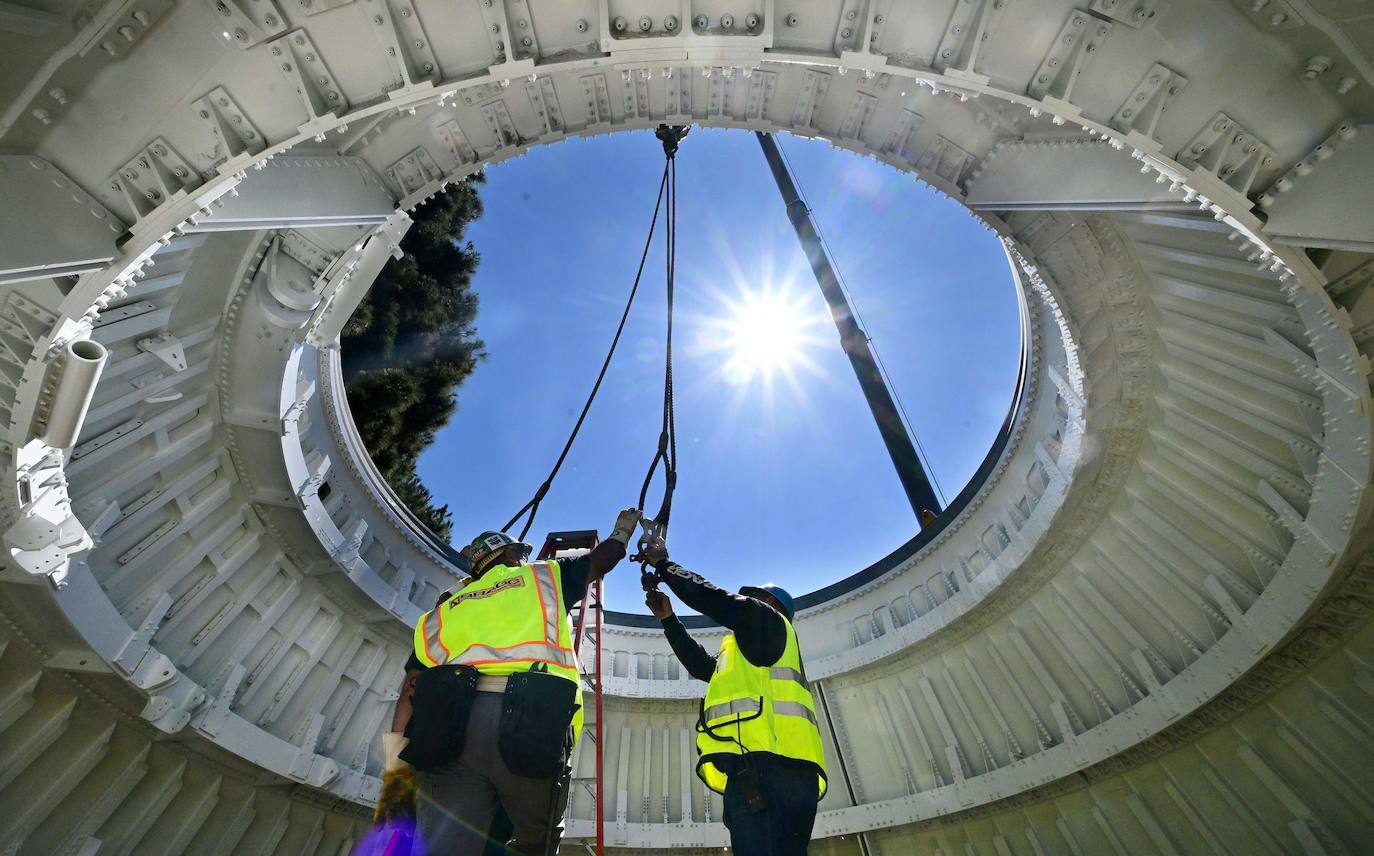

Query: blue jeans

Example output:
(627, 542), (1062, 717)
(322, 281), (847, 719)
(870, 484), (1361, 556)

(721, 754), (820, 855)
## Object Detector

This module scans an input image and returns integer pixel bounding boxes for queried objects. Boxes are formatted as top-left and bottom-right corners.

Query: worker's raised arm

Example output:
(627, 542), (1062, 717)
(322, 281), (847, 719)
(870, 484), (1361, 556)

(646, 589), (716, 681)
(653, 559), (788, 668)
(591, 507), (639, 578)
(558, 508), (640, 608)
(586, 538), (627, 580)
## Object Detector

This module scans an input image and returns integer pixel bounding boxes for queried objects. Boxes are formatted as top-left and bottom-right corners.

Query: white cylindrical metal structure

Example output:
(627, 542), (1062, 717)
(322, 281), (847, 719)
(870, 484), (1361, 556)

(2, 3), (1373, 853)
(41, 338), (107, 450)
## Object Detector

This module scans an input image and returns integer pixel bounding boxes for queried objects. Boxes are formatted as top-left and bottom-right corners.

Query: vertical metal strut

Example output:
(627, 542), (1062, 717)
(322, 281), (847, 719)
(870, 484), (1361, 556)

(754, 132), (943, 522)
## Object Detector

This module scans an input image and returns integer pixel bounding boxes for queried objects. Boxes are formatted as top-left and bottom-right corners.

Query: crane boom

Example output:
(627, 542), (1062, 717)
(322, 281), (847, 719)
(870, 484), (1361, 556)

(755, 131), (943, 523)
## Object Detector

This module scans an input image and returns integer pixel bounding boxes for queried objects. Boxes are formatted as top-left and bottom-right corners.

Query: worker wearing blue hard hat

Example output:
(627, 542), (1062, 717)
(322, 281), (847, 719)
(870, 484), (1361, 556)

(638, 539), (827, 856)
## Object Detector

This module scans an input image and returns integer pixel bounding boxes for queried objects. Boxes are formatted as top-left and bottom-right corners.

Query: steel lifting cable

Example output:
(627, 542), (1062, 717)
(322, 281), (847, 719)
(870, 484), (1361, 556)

(638, 128), (683, 534)
(504, 161), (670, 541)
(504, 125), (688, 543)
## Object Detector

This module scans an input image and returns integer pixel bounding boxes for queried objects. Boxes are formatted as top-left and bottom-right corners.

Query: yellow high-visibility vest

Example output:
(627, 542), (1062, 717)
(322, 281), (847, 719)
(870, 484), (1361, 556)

(695, 617), (827, 798)
(413, 560), (583, 742)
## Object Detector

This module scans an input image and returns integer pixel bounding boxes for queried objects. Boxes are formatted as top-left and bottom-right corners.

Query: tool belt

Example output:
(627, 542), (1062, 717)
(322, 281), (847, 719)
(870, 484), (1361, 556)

(400, 664), (480, 772)
(476, 675), (509, 693)
(498, 665), (580, 779)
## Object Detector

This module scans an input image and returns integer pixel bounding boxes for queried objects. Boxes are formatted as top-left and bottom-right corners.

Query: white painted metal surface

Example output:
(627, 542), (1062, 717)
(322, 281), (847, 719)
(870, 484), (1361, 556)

(1, 1), (1373, 853)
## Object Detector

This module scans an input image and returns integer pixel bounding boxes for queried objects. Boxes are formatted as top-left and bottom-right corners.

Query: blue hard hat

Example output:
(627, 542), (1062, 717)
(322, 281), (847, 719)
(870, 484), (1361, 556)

(739, 584), (795, 621)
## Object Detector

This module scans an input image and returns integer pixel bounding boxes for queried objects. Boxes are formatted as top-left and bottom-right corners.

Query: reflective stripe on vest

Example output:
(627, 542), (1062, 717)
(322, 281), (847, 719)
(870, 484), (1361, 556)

(702, 697), (764, 723)
(769, 666), (808, 688)
(445, 641), (578, 671)
(772, 700), (819, 726)
(695, 618), (828, 799)
(419, 606), (450, 667)
(413, 561), (577, 678)
(412, 560), (584, 746)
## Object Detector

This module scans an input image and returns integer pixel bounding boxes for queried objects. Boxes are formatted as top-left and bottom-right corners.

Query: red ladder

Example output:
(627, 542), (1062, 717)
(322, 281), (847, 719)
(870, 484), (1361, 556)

(537, 531), (604, 856)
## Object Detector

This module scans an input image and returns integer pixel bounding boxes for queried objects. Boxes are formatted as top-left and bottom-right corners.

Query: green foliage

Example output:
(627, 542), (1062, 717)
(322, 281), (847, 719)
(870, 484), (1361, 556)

(341, 179), (487, 540)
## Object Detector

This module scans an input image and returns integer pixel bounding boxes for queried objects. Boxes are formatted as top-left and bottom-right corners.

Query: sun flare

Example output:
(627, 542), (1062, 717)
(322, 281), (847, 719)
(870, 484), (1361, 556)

(711, 286), (826, 386)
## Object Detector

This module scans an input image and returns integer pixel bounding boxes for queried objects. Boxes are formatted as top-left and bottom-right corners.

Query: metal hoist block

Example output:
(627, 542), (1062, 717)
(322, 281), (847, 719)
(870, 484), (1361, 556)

(191, 87), (266, 164)
(205, 0), (288, 48)
(1027, 11), (1113, 102)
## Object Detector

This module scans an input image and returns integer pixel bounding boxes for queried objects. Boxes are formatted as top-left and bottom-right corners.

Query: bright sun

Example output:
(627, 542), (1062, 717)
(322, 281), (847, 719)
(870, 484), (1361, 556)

(712, 286), (826, 386)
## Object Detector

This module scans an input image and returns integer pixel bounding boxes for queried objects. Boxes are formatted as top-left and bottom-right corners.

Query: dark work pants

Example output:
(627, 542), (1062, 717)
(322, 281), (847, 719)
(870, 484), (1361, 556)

(415, 694), (570, 856)
(721, 755), (820, 856)
(481, 811), (514, 856)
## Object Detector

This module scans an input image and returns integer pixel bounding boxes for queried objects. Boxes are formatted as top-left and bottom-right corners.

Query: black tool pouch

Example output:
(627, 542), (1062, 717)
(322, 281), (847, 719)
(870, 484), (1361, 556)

(401, 664), (480, 771)
(734, 755), (769, 814)
(498, 667), (580, 779)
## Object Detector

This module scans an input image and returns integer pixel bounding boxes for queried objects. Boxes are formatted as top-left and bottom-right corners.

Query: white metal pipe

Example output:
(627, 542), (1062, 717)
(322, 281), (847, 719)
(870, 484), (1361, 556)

(42, 338), (107, 449)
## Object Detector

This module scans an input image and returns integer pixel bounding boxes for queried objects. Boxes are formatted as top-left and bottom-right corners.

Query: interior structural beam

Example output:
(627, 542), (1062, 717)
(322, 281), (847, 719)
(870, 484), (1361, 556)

(755, 131), (942, 522)
(186, 155), (398, 232)
(0, 155), (123, 285)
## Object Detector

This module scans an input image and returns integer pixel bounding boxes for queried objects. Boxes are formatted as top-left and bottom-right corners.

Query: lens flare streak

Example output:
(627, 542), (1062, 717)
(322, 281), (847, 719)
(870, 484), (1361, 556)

(698, 284), (829, 392)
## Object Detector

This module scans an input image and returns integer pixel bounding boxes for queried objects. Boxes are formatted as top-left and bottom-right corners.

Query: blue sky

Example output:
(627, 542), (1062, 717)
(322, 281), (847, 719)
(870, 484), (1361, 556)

(415, 128), (1021, 613)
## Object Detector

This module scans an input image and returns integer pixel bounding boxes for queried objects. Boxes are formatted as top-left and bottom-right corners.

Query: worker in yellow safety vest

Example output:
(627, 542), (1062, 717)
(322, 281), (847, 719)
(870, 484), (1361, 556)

(640, 538), (827, 855)
(375, 588), (514, 855)
(386, 507), (639, 856)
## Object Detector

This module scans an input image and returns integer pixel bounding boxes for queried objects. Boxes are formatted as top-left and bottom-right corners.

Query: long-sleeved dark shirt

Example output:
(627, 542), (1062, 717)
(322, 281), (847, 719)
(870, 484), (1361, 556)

(654, 559), (787, 681)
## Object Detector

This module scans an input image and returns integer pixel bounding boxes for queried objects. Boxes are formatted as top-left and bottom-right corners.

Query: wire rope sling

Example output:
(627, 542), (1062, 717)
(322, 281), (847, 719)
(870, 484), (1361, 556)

(502, 124), (690, 570)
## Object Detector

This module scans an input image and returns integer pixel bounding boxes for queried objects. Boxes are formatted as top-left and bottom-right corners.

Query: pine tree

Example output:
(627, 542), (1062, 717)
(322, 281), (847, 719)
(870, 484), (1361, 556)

(341, 178), (486, 540)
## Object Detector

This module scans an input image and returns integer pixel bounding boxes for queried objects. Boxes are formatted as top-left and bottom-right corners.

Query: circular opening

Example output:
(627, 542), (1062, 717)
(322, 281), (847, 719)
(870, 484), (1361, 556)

(349, 130), (1024, 612)
(69, 339), (107, 362)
